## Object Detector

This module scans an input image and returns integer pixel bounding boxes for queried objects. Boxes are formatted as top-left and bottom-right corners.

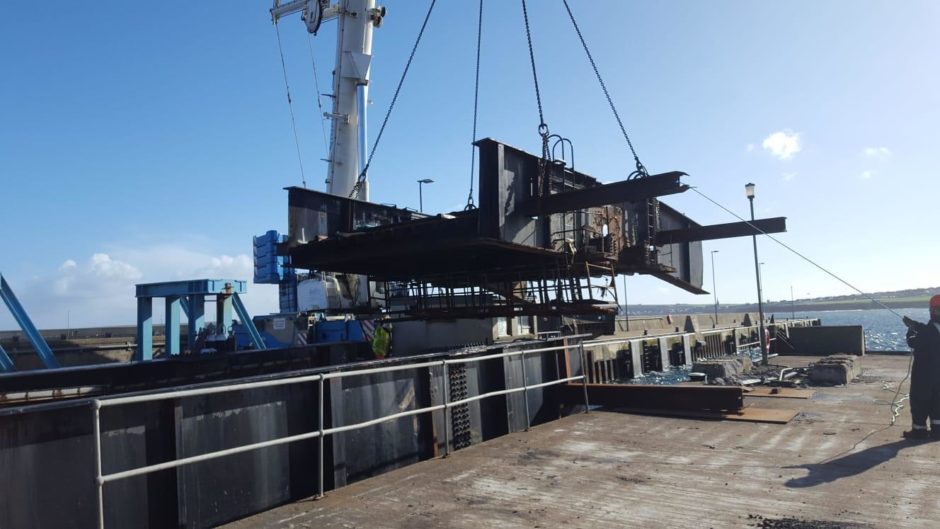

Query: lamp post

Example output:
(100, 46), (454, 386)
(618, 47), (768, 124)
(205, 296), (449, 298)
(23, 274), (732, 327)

(790, 285), (795, 319)
(417, 178), (433, 212)
(746, 182), (767, 365)
(710, 250), (719, 327)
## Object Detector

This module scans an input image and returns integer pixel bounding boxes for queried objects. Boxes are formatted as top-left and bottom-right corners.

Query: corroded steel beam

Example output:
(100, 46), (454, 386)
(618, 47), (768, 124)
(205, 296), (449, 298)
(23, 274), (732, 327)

(521, 171), (688, 216)
(656, 217), (787, 245)
(562, 383), (743, 412)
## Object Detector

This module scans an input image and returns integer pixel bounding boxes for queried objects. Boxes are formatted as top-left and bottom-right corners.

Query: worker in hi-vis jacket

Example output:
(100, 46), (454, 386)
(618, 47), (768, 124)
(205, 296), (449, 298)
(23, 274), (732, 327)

(902, 295), (940, 440)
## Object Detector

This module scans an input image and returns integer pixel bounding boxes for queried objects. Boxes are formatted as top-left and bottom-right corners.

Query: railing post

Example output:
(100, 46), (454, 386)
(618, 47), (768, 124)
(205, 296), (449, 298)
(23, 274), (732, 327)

(317, 374), (325, 499)
(578, 341), (590, 413)
(92, 401), (105, 529)
(440, 361), (450, 457)
(520, 351), (530, 431)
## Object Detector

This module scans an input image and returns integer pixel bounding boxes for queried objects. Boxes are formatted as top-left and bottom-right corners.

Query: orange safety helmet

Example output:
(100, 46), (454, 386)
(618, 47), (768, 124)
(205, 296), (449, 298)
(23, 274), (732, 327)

(931, 295), (940, 309)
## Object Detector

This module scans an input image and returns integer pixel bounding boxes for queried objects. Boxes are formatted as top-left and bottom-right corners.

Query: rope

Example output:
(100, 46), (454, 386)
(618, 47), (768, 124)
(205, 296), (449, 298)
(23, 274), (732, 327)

(350, 0), (437, 198)
(689, 184), (913, 425)
(561, 0), (647, 179)
(274, 21), (308, 188)
(465, 0), (484, 211)
(306, 33), (330, 161)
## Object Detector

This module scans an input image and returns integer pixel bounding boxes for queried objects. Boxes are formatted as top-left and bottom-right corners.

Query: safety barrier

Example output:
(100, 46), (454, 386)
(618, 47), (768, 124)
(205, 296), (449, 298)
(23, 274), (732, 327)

(579, 319), (820, 384)
(90, 340), (588, 529)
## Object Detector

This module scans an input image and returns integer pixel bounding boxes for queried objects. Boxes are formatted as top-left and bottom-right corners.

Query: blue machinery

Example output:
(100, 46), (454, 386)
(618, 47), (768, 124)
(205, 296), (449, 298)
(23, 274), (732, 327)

(135, 279), (266, 361)
(254, 230), (297, 312)
(0, 273), (60, 372)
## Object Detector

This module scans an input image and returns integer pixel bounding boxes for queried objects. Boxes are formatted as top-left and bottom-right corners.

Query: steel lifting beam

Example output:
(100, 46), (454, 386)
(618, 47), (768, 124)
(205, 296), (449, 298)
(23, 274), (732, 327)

(561, 383), (743, 412)
(656, 217), (787, 245)
(0, 274), (59, 371)
(521, 171), (688, 216)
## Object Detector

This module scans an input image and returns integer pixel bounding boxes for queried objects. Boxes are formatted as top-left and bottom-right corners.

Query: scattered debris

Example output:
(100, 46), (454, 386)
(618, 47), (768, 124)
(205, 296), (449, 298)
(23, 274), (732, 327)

(693, 356), (753, 382)
(808, 355), (860, 385)
(747, 514), (870, 528)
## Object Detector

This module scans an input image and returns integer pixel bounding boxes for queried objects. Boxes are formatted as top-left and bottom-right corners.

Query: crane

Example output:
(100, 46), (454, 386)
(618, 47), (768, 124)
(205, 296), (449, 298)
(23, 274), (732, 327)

(271, 0), (386, 201)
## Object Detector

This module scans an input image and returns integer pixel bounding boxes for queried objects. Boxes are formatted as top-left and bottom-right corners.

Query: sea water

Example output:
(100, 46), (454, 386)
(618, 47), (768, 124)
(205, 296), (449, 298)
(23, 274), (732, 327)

(781, 307), (929, 351)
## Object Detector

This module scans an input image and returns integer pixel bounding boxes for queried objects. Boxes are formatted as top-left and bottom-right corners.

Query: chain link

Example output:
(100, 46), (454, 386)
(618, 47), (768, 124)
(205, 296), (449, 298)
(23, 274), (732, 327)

(465, 0), (484, 210)
(561, 0), (647, 179)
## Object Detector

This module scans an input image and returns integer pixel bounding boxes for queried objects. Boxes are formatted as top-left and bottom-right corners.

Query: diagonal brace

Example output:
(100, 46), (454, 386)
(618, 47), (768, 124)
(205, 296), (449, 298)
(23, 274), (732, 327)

(0, 274), (59, 369)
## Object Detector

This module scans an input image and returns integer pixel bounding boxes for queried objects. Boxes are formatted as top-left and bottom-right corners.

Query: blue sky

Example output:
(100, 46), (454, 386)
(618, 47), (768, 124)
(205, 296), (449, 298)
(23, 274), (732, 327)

(1, 1), (938, 329)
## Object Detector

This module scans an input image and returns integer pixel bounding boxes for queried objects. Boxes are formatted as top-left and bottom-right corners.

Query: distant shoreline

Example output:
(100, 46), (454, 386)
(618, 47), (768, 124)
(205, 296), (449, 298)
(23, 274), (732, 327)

(624, 300), (927, 315)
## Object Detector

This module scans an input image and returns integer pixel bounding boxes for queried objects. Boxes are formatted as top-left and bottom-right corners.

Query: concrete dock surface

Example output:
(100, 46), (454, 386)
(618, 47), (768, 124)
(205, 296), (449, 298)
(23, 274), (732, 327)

(223, 355), (939, 529)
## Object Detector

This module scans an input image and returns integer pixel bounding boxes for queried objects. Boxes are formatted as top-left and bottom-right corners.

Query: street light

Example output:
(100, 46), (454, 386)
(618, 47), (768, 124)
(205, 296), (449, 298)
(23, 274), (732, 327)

(746, 182), (767, 365)
(710, 250), (719, 327)
(417, 178), (434, 212)
(790, 285), (795, 320)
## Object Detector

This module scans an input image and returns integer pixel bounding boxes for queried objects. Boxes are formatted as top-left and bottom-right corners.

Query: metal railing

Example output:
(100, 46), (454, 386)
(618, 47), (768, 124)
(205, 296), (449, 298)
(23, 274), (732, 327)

(90, 340), (588, 529)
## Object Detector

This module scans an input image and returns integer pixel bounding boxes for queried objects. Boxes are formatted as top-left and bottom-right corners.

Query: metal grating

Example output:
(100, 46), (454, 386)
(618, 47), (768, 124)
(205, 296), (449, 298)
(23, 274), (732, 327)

(448, 364), (472, 450)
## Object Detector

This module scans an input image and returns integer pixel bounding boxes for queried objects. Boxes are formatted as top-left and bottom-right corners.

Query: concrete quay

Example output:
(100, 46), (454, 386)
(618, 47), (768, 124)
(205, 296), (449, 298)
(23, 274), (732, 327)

(223, 354), (936, 529)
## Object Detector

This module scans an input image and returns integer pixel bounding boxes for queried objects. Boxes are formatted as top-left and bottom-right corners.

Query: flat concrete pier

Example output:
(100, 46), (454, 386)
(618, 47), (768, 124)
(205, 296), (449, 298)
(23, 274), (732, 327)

(223, 355), (939, 529)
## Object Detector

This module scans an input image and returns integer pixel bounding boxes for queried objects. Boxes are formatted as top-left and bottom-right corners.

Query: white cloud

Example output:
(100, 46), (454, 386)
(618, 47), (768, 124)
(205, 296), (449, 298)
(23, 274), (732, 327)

(860, 170), (874, 180)
(863, 147), (892, 160)
(782, 172), (797, 182)
(761, 130), (802, 160)
(1, 245), (278, 330)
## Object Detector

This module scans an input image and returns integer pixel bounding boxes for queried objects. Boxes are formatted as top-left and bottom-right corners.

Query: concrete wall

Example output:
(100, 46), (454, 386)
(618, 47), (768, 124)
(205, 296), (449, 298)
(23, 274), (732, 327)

(783, 326), (866, 356)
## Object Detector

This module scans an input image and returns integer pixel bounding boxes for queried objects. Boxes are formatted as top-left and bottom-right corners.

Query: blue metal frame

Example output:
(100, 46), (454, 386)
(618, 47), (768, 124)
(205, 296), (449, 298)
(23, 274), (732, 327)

(136, 279), (247, 298)
(232, 293), (265, 350)
(0, 274), (59, 371)
(0, 344), (15, 372)
(135, 279), (264, 361)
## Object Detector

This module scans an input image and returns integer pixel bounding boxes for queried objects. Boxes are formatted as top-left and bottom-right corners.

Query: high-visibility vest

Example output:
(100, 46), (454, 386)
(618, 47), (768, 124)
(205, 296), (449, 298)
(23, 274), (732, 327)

(372, 326), (390, 358)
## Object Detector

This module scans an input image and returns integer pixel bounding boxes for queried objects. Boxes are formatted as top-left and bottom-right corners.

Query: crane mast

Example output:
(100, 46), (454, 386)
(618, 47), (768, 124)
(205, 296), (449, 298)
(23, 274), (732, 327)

(272, 0), (385, 201)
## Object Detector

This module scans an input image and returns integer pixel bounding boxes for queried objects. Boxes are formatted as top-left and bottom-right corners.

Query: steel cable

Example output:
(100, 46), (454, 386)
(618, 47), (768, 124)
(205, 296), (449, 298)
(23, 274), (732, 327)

(465, 0), (484, 210)
(306, 33), (330, 162)
(689, 184), (914, 425)
(561, 0), (647, 179)
(274, 22), (308, 188)
(350, 0), (437, 198)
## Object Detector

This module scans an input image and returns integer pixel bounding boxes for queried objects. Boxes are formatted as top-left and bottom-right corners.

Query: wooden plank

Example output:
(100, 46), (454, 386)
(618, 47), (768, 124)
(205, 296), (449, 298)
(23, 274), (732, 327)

(745, 387), (815, 399)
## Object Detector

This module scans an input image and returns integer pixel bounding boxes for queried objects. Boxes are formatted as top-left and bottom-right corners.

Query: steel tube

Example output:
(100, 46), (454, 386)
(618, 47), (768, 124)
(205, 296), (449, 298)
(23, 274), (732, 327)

(444, 375), (581, 408)
(93, 402), (104, 529)
(98, 372), (325, 407)
(522, 375), (583, 391)
(321, 360), (443, 380)
(101, 429), (324, 484)
(93, 339), (588, 493)
(578, 342), (590, 412)
(749, 196), (768, 365)
(317, 375), (325, 498)
(520, 353), (530, 431)
(323, 404), (446, 436)
(440, 361), (450, 457)
(583, 338), (634, 348)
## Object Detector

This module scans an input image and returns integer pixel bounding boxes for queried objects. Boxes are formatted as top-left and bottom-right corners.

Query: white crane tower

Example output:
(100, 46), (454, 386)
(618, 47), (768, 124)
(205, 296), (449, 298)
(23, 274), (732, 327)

(271, 0), (386, 201)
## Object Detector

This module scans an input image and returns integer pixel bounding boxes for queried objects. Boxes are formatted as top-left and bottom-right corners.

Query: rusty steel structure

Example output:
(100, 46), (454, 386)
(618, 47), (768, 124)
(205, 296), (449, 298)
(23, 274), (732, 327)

(283, 138), (787, 321)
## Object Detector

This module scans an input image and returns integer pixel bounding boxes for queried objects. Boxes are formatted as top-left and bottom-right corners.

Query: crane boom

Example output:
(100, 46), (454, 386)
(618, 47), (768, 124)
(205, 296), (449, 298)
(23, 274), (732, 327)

(271, 0), (385, 201)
